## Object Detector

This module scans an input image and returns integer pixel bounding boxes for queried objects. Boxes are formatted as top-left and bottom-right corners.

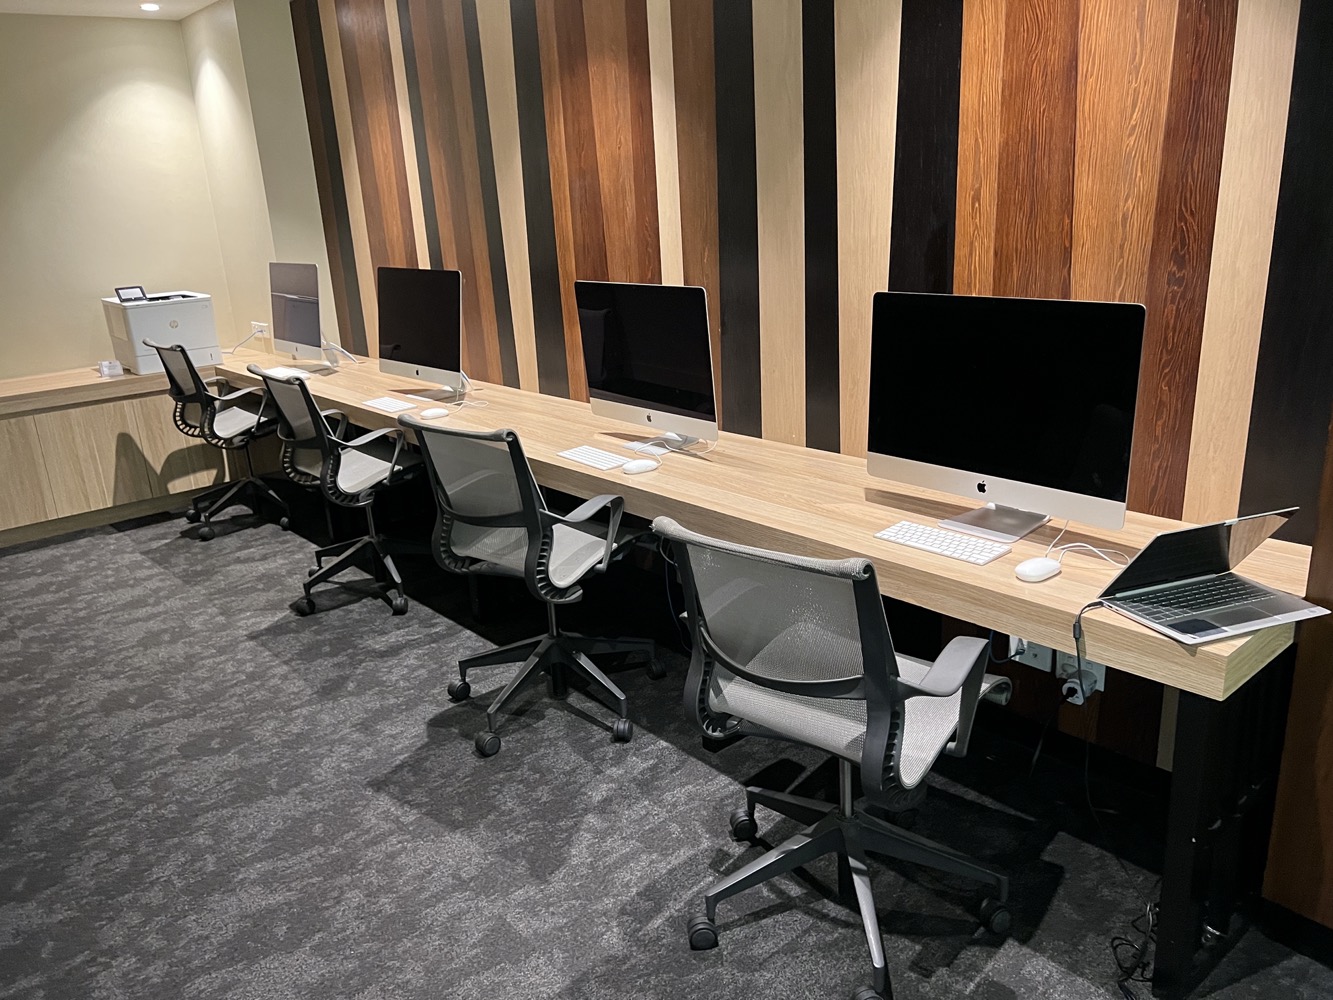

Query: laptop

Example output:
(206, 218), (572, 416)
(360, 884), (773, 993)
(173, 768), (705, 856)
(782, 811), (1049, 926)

(1099, 508), (1328, 645)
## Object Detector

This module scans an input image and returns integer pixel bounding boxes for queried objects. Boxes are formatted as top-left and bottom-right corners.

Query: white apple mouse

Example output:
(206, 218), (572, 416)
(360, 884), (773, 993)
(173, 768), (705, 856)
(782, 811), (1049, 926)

(622, 459), (659, 475)
(420, 407), (450, 419)
(1014, 557), (1061, 583)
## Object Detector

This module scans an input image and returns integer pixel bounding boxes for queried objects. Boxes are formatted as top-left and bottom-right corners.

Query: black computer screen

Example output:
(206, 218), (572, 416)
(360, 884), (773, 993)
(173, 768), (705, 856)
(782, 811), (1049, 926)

(867, 292), (1145, 502)
(270, 262), (320, 348)
(377, 267), (462, 371)
(574, 281), (715, 420)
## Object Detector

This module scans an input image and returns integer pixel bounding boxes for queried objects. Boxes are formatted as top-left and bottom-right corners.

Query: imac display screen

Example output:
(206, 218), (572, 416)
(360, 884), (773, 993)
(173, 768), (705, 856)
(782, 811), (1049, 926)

(867, 292), (1145, 503)
(269, 262), (321, 349)
(377, 267), (462, 372)
(574, 281), (715, 421)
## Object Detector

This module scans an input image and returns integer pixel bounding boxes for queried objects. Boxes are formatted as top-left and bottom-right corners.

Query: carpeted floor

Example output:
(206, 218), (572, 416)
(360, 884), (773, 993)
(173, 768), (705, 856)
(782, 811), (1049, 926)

(2, 511), (1331, 1000)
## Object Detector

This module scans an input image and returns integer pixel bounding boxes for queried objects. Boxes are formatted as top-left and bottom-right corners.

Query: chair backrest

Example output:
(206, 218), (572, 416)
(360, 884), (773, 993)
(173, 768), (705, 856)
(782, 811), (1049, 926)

(399, 417), (555, 593)
(144, 340), (208, 402)
(248, 364), (332, 455)
(654, 516), (911, 793)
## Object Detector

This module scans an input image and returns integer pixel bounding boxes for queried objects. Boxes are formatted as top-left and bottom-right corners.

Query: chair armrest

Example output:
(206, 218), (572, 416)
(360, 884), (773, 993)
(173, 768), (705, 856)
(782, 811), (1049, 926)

(900, 635), (988, 699)
(216, 385), (265, 404)
(341, 426), (399, 448)
(341, 427), (413, 484)
(546, 494), (624, 572)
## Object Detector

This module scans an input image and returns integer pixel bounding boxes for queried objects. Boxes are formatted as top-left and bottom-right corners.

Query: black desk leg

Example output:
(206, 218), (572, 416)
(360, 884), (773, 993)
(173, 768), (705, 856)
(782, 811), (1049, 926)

(1153, 649), (1295, 998)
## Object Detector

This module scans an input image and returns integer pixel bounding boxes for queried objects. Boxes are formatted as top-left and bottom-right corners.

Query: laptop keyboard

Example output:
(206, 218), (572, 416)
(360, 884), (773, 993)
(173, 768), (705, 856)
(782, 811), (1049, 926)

(1118, 575), (1272, 623)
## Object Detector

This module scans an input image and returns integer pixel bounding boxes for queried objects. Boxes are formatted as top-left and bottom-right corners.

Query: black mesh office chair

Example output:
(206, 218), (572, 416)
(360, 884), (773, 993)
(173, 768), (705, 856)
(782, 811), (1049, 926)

(251, 364), (421, 616)
(145, 340), (288, 540)
(654, 516), (1013, 1000)
(400, 415), (659, 757)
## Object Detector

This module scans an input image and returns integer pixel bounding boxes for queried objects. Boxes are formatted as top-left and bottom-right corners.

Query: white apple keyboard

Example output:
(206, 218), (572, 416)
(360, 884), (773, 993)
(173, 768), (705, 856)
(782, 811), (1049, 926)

(875, 520), (1011, 565)
(265, 366), (312, 380)
(362, 396), (416, 414)
(559, 446), (628, 470)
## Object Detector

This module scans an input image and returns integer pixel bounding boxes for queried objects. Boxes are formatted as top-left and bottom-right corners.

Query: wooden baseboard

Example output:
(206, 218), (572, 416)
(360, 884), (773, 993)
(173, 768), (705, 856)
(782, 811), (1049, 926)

(0, 488), (209, 551)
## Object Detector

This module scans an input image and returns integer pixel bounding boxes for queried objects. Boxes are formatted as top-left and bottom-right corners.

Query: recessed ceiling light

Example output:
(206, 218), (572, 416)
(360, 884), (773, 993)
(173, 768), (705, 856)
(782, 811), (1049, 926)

(140, 3), (160, 10)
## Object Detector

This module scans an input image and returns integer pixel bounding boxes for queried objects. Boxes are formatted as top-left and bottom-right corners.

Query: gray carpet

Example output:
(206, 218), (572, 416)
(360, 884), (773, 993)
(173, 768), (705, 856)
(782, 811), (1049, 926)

(2, 513), (1331, 1000)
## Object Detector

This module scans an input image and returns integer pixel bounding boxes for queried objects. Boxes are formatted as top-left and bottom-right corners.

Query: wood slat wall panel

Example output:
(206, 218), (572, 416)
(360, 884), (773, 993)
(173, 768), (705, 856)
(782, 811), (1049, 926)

(670, 0), (723, 416)
(1128, 0), (1239, 520)
(753, 0), (806, 447)
(646, 0), (684, 286)
(991, 0), (1079, 299)
(383, 0), (430, 266)
(1070, 0), (1176, 304)
(1183, 0), (1300, 524)
(952, 0), (1005, 297)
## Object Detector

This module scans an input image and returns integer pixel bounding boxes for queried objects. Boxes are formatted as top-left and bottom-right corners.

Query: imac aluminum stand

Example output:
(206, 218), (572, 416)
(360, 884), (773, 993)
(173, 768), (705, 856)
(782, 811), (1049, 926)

(940, 503), (1050, 543)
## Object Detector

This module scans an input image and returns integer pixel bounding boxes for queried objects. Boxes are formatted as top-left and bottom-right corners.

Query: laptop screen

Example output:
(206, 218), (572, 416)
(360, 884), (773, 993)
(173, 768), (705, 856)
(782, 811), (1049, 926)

(1100, 509), (1295, 599)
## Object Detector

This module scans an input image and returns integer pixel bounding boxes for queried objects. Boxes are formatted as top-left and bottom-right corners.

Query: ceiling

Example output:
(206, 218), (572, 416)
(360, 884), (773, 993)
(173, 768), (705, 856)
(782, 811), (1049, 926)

(0, 0), (215, 19)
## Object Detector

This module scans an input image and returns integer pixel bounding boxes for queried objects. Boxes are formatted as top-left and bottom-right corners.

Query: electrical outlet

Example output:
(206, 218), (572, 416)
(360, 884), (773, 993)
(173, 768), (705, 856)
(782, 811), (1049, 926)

(1011, 639), (1053, 672)
(1056, 651), (1106, 704)
(251, 321), (268, 337)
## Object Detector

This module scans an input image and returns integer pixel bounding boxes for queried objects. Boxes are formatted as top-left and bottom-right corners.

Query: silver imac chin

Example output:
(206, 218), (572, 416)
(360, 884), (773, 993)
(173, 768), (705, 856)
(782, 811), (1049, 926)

(588, 395), (718, 445)
(866, 452), (1127, 542)
(378, 358), (465, 399)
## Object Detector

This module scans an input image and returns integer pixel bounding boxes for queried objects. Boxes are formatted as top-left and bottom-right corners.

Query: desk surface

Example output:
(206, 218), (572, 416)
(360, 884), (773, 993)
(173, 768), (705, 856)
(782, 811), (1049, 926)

(0, 364), (180, 417)
(219, 350), (1312, 701)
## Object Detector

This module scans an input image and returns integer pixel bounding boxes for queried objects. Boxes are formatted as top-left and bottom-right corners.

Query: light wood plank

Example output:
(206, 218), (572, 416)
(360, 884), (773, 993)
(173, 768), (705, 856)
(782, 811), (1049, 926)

(753, 0), (805, 446)
(476, 0), (540, 393)
(953, 0), (1005, 297)
(1183, 0), (1301, 523)
(33, 400), (157, 517)
(836, 0), (901, 457)
(221, 347), (1310, 702)
(1070, 0), (1177, 303)
(0, 415), (58, 530)
(382, 0), (430, 267)
(646, 0), (684, 286)
(319, 0), (379, 355)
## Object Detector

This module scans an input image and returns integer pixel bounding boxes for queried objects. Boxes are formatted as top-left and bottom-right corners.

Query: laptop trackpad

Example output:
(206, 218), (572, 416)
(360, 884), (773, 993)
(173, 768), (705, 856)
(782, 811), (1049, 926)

(1203, 606), (1271, 628)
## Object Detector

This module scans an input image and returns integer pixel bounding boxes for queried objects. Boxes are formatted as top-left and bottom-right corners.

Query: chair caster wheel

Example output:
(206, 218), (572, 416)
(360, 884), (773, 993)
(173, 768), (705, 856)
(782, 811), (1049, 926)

(613, 718), (633, 743)
(647, 659), (667, 680)
(197, 525), (215, 541)
(687, 915), (718, 950)
(390, 596), (408, 615)
(475, 730), (501, 757)
(979, 897), (1011, 936)
(307, 567), (319, 578)
(185, 508), (202, 523)
(729, 808), (757, 842)
(852, 988), (885, 1000)
(447, 679), (471, 702)
(279, 516), (291, 530)
(294, 596), (315, 616)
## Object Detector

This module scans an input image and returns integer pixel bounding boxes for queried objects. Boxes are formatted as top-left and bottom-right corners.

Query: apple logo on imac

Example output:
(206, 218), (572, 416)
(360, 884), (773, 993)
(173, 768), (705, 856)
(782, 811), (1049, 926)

(977, 481), (987, 494)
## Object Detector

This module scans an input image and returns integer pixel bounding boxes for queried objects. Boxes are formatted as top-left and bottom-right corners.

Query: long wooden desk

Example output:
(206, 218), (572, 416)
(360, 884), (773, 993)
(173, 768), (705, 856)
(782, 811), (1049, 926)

(220, 350), (1311, 998)
(219, 350), (1309, 701)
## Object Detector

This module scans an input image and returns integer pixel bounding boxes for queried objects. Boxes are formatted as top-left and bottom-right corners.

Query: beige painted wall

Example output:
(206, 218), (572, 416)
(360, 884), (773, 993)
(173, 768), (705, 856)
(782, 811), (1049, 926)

(0, 14), (235, 379)
(181, 0), (275, 343)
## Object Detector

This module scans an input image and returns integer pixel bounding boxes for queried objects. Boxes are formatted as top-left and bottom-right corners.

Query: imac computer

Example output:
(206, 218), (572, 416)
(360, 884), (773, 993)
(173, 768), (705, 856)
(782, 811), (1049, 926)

(574, 280), (718, 446)
(269, 262), (324, 364)
(377, 266), (465, 399)
(867, 291), (1146, 542)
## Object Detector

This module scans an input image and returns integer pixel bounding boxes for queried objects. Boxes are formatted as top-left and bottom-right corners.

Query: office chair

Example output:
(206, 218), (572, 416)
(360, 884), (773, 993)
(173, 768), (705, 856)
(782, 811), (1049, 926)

(250, 364), (421, 616)
(144, 339), (289, 541)
(399, 416), (660, 757)
(654, 516), (1012, 1000)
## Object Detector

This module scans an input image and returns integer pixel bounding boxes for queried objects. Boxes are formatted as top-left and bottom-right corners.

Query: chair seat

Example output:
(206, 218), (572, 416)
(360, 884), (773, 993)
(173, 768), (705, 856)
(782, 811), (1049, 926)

(451, 519), (637, 589)
(708, 656), (1010, 790)
(211, 400), (266, 441)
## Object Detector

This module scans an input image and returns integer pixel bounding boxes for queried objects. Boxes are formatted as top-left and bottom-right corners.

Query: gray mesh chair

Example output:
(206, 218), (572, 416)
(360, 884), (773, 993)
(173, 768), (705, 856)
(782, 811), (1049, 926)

(145, 340), (289, 540)
(250, 364), (421, 616)
(654, 516), (1013, 1000)
(399, 415), (659, 757)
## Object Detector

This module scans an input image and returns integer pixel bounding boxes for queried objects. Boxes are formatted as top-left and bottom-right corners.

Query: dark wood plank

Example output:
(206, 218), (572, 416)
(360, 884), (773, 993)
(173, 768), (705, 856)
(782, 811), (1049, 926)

(714, 0), (761, 437)
(290, 0), (366, 354)
(991, 0), (1079, 299)
(803, 0), (839, 453)
(512, 0), (569, 398)
(887, 0), (964, 295)
(336, 0), (417, 271)
(624, 0), (662, 284)
(462, 0), (520, 388)
(407, 0), (459, 271)
(1260, 1), (1333, 929)
(1127, 0), (1238, 519)
(555, 0), (608, 283)
(671, 0), (723, 418)
(395, 0), (442, 270)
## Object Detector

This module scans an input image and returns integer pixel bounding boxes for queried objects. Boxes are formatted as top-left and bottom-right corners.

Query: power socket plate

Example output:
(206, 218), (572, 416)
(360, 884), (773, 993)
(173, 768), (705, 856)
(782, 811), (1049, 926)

(1011, 639), (1053, 672)
(1056, 651), (1106, 694)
